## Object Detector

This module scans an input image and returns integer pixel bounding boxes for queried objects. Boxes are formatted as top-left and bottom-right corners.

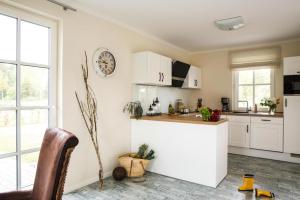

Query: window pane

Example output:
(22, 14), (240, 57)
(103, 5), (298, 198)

(0, 111), (16, 154)
(0, 156), (16, 192)
(0, 14), (16, 61)
(255, 69), (271, 84)
(21, 109), (48, 150)
(255, 85), (271, 105)
(21, 66), (48, 106)
(21, 21), (49, 65)
(0, 63), (16, 107)
(21, 152), (39, 188)
(238, 70), (253, 84)
(238, 85), (253, 108)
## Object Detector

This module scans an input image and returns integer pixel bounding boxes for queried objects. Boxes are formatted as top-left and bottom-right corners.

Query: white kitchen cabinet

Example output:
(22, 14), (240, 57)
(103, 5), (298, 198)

(284, 96), (300, 154)
(132, 51), (172, 86)
(227, 116), (250, 148)
(250, 117), (283, 152)
(182, 66), (201, 89)
(160, 55), (172, 85)
(283, 56), (300, 75)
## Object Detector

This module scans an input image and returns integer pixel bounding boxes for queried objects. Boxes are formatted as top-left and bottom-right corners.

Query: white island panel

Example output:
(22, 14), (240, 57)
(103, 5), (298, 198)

(131, 119), (228, 188)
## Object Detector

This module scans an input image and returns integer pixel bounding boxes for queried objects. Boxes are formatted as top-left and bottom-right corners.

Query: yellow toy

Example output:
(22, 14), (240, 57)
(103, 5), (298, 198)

(255, 188), (275, 198)
(238, 174), (254, 191)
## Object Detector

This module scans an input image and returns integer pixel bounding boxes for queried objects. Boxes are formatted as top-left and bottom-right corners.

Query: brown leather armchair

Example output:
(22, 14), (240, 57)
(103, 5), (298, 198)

(0, 128), (79, 200)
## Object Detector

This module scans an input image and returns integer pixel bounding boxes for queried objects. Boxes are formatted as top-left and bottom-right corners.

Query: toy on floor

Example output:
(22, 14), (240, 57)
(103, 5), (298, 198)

(238, 174), (255, 191)
(255, 188), (275, 198)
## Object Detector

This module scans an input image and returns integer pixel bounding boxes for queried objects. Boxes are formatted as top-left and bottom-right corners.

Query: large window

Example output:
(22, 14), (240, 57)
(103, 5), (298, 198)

(0, 4), (57, 192)
(234, 68), (274, 110)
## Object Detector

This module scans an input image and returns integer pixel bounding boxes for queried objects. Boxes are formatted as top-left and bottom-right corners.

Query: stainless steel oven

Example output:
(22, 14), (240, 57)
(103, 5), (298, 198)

(284, 75), (300, 95)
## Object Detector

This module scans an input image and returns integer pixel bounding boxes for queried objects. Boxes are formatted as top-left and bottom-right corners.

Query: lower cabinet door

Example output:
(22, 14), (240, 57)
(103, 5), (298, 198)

(250, 123), (283, 152)
(229, 122), (250, 148)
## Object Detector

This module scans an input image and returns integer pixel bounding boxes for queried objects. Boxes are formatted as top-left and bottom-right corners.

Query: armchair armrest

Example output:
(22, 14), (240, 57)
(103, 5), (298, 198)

(0, 190), (32, 200)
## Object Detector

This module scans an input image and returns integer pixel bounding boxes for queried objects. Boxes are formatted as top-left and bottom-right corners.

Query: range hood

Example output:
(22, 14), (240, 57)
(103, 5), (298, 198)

(172, 61), (190, 87)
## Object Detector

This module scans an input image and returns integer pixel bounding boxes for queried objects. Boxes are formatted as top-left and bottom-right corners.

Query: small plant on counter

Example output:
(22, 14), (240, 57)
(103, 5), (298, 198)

(123, 101), (143, 119)
(199, 107), (212, 121)
(198, 107), (221, 122)
(260, 97), (280, 113)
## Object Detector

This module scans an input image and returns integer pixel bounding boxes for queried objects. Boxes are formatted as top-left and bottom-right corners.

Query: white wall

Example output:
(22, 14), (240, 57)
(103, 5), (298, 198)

(4, 0), (190, 192)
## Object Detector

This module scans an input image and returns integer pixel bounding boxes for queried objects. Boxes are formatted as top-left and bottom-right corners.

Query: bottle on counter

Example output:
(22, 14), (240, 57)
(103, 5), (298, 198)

(152, 100), (157, 114)
(155, 97), (161, 114)
(175, 99), (183, 113)
(168, 104), (175, 115)
(146, 105), (154, 116)
(197, 98), (203, 112)
(254, 104), (258, 113)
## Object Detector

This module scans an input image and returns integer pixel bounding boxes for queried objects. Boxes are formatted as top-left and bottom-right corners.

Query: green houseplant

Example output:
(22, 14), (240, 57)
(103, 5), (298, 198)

(199, 107), (212, 121)
(118, 144), (155, 177)
(260, 98), (280, 114)
(123, 101), (143, 119)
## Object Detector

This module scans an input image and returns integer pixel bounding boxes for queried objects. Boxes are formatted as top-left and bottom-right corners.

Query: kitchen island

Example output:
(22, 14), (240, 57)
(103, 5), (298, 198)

(131, 114), (228, 188)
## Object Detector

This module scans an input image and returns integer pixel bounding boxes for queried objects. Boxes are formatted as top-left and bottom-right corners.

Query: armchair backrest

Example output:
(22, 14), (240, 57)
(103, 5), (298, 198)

(32, 128), (79, 200)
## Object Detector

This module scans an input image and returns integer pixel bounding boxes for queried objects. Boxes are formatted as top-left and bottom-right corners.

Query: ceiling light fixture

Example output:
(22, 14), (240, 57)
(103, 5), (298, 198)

(215, 16), (245, 31)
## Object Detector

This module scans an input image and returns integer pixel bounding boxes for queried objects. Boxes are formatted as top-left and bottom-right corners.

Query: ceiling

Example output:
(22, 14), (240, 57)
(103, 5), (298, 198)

(62, 0), (300, 52)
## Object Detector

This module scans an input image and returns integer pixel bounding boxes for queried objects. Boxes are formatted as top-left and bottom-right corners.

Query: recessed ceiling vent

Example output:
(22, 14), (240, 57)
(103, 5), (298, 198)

(215, 16), (245, 31)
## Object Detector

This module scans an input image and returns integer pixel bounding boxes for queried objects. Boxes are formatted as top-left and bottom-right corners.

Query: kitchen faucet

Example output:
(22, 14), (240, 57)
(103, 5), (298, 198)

(238, 101), (249, 112)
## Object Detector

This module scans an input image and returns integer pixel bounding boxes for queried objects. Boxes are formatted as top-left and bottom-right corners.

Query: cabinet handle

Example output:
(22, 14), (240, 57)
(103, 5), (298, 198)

(159, 72), (161, 82)
(246, 125), (249, 133)
(297, 71), (300, 74)
(285, 98), (287, 107)
(261, 119), (271, 122)
(162, 73), (164, 82)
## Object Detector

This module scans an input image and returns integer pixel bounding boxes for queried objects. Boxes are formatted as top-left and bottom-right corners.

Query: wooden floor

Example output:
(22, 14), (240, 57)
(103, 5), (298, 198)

(63, 154), (300, 200)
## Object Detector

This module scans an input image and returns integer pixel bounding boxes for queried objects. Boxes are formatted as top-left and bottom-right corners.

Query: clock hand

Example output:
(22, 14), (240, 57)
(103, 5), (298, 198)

(100, 60), (108, 64)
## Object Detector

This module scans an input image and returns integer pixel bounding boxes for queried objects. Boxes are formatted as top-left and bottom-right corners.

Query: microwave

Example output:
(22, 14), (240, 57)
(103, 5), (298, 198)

(284, 75), (300, 95)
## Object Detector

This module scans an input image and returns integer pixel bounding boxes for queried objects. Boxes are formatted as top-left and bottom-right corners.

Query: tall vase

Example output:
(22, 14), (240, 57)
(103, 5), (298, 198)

(269, 107), (275, 115)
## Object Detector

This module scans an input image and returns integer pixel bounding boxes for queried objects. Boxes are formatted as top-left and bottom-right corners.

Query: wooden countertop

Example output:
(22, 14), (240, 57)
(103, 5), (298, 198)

(132, 114), (227, 125)
(222, 111), (283, 118)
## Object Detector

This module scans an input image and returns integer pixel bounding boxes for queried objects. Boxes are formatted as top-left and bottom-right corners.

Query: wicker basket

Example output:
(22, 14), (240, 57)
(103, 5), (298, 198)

(118, 153), (150, 177)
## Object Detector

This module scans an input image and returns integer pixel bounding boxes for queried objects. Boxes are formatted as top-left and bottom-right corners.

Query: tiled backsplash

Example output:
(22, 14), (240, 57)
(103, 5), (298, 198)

(132, 85), (196, 114)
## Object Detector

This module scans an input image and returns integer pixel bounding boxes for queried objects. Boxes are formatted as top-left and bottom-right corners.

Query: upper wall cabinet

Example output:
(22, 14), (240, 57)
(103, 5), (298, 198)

(182, 66), (201, 89)
(284, 56), (300, 75)
(132, 51), (172, 86)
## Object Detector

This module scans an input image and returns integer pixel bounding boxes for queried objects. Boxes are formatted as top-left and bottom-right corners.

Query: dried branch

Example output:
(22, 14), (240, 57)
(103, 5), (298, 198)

(75, 51), (104, 189)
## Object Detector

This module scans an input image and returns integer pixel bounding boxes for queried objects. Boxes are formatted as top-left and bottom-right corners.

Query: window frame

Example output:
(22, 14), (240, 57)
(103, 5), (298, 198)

(0, 3), (57, 191)
(233, 67), (275, 111)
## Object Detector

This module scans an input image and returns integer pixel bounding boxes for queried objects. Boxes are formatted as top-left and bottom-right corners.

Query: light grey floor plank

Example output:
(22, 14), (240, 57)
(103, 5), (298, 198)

(64, 154), (300, 200)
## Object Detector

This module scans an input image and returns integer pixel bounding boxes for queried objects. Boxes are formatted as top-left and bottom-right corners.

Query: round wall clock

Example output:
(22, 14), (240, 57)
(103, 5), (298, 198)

(93, 48), (116, 77)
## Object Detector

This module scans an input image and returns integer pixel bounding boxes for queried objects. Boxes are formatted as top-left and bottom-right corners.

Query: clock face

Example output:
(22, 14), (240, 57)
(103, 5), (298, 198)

(93, 49), (116, 77)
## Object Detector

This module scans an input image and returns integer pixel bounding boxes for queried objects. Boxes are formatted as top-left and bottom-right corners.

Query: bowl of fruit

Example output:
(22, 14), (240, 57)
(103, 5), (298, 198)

(210, 109), (221, 122)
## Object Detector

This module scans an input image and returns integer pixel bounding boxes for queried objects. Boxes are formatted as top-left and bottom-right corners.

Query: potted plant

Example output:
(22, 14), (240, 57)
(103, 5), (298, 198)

(118, 144), (155, 177)
(123, 101), (143, 119)
(260, 98), (280, 114)
(199, 107), (212, 121)
(198, 107), (221, 122)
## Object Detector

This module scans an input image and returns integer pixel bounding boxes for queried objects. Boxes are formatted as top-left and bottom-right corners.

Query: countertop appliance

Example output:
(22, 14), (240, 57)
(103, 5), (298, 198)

(284, 75), (300, 95)
(221, 97), (230, 112)
(283, 56), (300, 154)
(284, 56), (300, 95)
